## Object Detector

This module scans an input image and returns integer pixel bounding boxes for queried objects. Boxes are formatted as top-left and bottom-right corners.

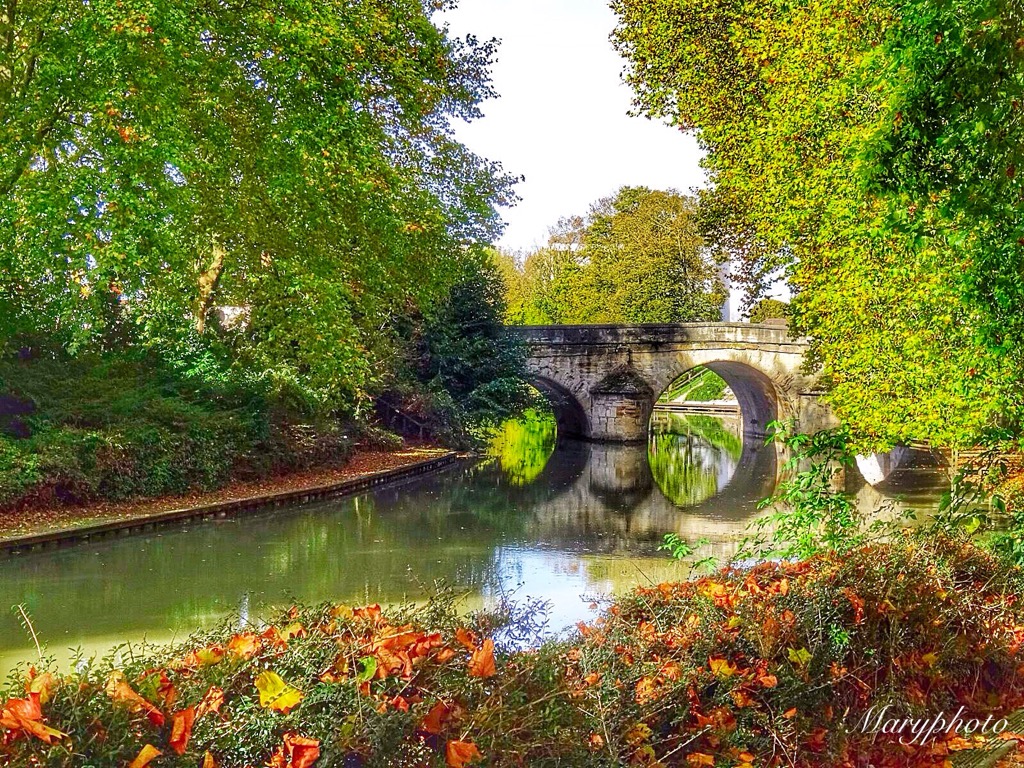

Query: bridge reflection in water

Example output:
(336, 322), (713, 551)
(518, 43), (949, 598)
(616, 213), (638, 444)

(0, 410), (946, 676)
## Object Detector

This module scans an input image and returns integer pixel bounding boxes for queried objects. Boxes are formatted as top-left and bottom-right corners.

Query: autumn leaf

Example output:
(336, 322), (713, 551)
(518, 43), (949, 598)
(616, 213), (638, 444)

(758, 673), (778, 688)
(176, 645), (225, 669)
(446, 739), (483, 767)
(421, 701), (452, 735)
(0, 692), (66, 744)
(255, 671), (304, 714)
(686, 753), (714, 766)
(787, 647), (812, 667)
(169, 706), (195, 755)
(196, 686), (225, 719)
(202, 751), (218, 768)
(468, 638), (496, 678)
(227, 632), (261, 659)
(26, 670), (57, 705)
(283, 733), (321, 768)
(709, 656), (738, 678)
(730, 688), (756, 708)
(128, 744), (162, 768)
(455, 627), (478, 651)
(353, 604), (383, 625)
(635, 676), (661, 705)
(435, 647), (458, 664)
(106, 671), (165, 727)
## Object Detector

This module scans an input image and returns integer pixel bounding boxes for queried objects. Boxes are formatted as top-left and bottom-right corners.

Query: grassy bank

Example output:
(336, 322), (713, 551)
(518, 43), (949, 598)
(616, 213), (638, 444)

(0, 355), (387, 514)
(2, 537), (1022, 767)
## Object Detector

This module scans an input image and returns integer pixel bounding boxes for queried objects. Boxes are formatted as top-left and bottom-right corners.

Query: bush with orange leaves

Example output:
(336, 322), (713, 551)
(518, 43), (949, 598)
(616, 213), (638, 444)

(2, 537), (1024, 767)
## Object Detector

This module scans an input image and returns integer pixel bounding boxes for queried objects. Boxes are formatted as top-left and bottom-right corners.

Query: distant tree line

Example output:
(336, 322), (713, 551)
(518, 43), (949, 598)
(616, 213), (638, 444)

(494, 187), (727, 326)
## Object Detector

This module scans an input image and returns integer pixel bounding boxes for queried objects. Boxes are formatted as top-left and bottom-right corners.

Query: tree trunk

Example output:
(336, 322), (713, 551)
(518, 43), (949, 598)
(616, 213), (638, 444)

(196, 236), (226, 334)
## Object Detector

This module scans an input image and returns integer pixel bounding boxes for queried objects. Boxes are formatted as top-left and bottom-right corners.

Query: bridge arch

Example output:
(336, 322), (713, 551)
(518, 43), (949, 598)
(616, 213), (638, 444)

(653, 359), (783, 439)
(527, 375), (590, 440)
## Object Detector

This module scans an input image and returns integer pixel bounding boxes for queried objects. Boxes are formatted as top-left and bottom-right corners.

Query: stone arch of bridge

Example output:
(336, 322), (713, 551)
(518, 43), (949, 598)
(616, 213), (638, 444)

(651, 357), (788, 439)
(527, 374), (591, 440)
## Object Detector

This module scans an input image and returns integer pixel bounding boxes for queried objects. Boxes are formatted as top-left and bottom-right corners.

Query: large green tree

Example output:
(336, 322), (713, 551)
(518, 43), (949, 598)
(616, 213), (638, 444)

(502, 187), (725, 325)
(0, 0), (515, 411)
(611, 0), (1024, 449)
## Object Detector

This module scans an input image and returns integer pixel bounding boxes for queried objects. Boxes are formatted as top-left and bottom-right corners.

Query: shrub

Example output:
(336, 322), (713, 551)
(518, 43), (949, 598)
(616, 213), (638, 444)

(0, 355), (355, 510)
(2, 538), (1022, 767)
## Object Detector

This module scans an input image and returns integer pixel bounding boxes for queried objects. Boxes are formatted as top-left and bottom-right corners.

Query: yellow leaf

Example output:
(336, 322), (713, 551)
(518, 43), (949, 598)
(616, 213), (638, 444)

(787, 647), (812, 666)
(255, 671), (304, 714)
(27, 672), (57, 705)
(128, 744), (162, 768)
(709, 657), (737, 678)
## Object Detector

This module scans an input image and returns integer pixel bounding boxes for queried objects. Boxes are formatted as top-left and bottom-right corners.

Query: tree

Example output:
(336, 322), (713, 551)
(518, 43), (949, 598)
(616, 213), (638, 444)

(0, 0), (516, 412)
(611, 0), (1024, 449)
(410, 255), (534, 444)
(504, 187), (726, 325)
(748, 299), (788, 324)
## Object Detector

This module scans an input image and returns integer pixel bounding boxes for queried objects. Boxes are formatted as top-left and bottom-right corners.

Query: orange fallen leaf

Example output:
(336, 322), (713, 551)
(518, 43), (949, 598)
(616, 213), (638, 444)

(26, 671), (57, 705)
(227, 633), (261, 659)
(468, 638), (496, 678)
(435, 647), (457, 664)
(421, 701), (452, 735)
(455, 627), (478, 651)
(202, 751), (218, 768)
(353, 604), (383, 625)
(686, 753), (714, 766)
(128, 744), (162, 768)
(446, 740), (483, 767)
(0, 692), (65, 744)
(196, 686), (225, 719)
(169, 706), (195, 755)
(758, 673), (778, 688)
(105, 671), (165, 727)
(284, 733), (320, 768)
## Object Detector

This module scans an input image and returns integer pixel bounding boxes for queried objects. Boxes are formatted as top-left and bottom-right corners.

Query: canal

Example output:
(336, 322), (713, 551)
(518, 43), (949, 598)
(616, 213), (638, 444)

(0, 410), (947, 676)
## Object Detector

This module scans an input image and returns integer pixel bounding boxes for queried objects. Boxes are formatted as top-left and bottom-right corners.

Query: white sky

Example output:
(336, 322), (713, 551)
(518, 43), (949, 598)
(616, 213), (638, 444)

(438, 0), (707, 254)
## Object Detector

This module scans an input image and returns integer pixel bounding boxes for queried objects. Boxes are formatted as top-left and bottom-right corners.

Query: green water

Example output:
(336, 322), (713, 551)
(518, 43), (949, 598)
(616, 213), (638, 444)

(0, 411), (947, 676)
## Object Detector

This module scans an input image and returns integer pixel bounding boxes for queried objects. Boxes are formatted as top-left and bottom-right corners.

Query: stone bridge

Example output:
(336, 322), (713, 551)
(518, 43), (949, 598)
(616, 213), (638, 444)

(510, 323), (836, 443)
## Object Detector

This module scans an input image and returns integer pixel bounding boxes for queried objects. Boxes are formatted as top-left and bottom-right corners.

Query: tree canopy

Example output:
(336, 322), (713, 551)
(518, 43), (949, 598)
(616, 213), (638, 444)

(0, 0), (516, 412)
(612, 0), (1024, 449)
(499, 187), (726, 325)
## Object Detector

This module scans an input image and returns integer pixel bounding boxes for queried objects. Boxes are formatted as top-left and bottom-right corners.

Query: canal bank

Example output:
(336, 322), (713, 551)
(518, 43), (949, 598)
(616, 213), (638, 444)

(0, 446), (457, 551)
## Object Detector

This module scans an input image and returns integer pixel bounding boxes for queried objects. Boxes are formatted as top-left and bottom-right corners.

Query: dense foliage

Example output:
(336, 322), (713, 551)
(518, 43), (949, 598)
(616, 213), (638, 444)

(0, 0), (533, 504)
(0, 0), (516, 413)
(497, 187), (726, 325)
(391, 258), (535, 446)
(611, 0), (1024, 449)
(0, 354), (356, 510)
(2, 538), (1023, 766)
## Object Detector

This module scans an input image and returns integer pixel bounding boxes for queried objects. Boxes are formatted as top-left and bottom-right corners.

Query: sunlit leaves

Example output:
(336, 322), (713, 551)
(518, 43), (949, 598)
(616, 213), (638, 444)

(0, 0), (516, 415)
(127, 744), (162, 768)
(500, 187), (725, 325)
(611, 0), (1024, 448)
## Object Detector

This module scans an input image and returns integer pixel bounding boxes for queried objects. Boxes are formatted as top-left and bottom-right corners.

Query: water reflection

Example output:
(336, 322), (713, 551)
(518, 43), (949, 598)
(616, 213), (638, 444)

(0, 412), (945, 675)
